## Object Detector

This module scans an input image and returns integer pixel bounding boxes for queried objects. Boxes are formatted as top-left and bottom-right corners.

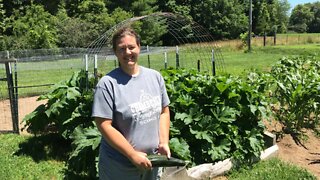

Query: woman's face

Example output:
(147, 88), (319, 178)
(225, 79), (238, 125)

(115, 35), (140, 69)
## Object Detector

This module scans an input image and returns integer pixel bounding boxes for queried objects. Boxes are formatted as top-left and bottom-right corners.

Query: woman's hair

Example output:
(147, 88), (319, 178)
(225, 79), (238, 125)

(112, 26), (141, 52)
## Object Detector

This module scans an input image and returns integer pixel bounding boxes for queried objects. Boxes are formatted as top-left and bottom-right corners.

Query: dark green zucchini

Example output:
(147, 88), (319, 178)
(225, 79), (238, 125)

(147, 154), (186, 167)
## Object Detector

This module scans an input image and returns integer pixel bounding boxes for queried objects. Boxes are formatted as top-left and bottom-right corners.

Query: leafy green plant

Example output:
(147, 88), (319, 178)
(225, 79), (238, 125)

(162, 68), (270, 165)
(66, 125), (100, 179)
(270, 56), (320, 137)
(239, 32), (255, 51)
(22, 70), (99, 178)
(22, 70), (95, 138)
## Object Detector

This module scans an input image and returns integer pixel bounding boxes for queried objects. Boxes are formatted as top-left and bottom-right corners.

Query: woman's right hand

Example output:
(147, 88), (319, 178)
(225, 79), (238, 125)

(129, 151), (152, 171)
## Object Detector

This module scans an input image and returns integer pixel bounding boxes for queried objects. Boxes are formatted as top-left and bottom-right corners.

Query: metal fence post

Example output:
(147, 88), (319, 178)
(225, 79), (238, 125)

(94, 54), (98, 84)
(175, 45), (179, 69)
(211, 49), (216, 76)
(84, 54), (88, 91)
(164, 51), (167, 70)
(147, 45), (151, 68)
(13, 61), (19, 133)
(264, 32), (266, 46)
(274, 31), (277, 45)
(4, 59), (19, 134)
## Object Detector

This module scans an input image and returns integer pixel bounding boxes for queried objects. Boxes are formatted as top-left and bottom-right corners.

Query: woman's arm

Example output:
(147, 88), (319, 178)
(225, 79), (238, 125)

(158, 106), (171, 158)
(95, 117), (152, 169)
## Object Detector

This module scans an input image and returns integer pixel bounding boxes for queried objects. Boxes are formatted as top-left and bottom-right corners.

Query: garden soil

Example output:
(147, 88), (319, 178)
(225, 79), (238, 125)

(1, 96), (320, 179)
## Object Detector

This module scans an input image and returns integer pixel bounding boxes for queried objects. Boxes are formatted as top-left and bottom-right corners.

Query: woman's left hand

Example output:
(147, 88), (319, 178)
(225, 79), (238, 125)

(157, 143), (171, 159)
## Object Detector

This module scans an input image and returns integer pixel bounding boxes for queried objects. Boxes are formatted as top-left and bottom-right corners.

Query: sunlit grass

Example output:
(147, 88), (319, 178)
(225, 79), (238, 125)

(0, 133), (67, 180)
(227, 158), (317, 180)
(0, 133), (317, 179)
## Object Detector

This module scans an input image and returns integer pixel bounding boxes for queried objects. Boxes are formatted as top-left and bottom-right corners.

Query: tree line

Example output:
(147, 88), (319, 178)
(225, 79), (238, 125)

(0, 0), (319, 50)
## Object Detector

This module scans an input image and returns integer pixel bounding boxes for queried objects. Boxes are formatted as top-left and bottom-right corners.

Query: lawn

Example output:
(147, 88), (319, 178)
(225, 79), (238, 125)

(0, 133), (317, 179)
(0, 133), (67, 180)
(227, 157), (317, 180)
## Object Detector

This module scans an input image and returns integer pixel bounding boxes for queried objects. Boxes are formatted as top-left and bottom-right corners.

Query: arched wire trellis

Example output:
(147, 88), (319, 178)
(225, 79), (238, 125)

(85, 12), (225, 75)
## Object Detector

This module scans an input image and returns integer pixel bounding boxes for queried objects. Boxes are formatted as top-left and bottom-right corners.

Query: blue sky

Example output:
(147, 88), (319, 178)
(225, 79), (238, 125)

(288, 0), (319, 11)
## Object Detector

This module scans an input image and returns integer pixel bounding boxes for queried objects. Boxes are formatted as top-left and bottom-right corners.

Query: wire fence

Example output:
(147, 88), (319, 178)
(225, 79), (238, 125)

(0, 44), (220, 134)
(1, 32), (320, 133)
(0, 48), (86, 134)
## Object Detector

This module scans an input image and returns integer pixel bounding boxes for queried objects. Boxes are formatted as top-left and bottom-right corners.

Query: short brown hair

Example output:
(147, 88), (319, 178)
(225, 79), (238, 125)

(112, 26), (141, 52)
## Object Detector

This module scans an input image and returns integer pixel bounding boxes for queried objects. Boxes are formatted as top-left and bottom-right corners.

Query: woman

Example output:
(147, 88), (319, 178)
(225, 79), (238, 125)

(92, 27), (171, 180)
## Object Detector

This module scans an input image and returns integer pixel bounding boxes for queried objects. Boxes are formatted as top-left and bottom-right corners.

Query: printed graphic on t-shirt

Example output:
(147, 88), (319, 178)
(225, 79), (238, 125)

(129, 90), (161, 125)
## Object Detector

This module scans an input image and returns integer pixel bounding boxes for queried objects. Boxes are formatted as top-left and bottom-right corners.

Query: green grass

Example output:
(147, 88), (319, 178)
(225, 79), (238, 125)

(221, 43), (320, 75)
(0, 133), (317, 179)
(0, 133), (69, 180)
(227, 158), (317, 180)
(221, 50), (284, 75)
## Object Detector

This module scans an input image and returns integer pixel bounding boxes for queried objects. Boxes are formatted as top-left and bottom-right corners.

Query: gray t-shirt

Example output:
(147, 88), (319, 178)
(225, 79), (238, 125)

(92, 66), (170, 166)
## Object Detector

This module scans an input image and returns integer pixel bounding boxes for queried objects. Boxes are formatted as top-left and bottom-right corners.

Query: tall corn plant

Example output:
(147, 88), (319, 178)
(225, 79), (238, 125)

(270, 56), (320, 137)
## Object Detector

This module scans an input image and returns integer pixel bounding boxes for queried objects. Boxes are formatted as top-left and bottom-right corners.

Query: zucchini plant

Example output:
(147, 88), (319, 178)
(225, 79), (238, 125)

(22, 70), (99, 178)
(161, 68), (271, 165)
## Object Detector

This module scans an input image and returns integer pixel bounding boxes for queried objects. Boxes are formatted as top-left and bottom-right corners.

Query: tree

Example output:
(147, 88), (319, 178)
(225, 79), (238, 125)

(7, 4), (58, 49)
(105, 0), (158, 16)
(0, 0), (5, 36)
(131, 0), (158, 16)
(110, 7), (133, 25)
(274, 0), (290, 33)
(33, 0), (62, 15)
(76, 0), (115, 35)
(289, 4), (313, 33)
(307, 2), (320, 33)
(191, 0), (248, 39)
(256, 2), (271, 35)
(64, 0), (82, 17)
(158, 0), (191, 17)
(55, 7), (99, 48)
(245, 0), (289, 36)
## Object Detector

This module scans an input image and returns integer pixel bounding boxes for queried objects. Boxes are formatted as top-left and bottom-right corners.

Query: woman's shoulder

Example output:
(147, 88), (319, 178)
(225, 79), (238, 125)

(140, 66), (161, 76)
(107, 67), (122, 76)
(97, 68), (122, 84)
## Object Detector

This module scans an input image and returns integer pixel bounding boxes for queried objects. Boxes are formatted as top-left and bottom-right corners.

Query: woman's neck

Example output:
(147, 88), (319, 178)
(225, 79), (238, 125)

(121, 65), (139, 76)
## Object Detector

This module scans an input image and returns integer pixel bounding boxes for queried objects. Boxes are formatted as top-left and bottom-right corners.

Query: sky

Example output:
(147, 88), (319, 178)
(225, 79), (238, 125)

(287, 0), (319, 12)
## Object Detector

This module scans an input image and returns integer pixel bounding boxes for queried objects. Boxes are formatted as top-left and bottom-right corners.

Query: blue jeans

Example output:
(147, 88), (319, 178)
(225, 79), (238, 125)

(98, 151), (162, 180)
